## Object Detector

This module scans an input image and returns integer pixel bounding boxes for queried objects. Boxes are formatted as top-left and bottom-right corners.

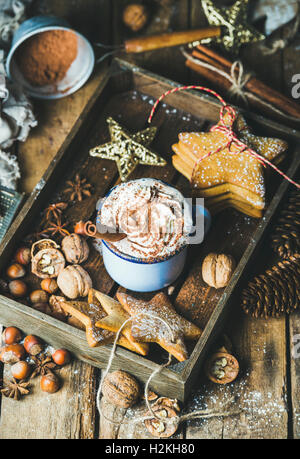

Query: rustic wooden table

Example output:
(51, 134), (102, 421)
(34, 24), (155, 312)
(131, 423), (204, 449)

(1, 0), (299, 439)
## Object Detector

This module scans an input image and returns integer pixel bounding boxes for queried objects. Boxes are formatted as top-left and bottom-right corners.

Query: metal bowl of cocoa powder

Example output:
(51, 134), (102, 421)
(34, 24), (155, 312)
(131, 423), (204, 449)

(6, 16), (95, 99)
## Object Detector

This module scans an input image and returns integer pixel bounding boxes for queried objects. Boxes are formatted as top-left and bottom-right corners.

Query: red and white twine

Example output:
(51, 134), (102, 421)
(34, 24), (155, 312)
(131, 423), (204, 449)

(148, 85), (300, 190)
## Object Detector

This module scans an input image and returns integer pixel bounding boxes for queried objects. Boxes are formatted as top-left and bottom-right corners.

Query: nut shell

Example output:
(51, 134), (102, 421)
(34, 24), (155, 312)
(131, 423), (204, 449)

(144, 404), (179, 438)
(0, 344), (26, 364)
(202, 253), (236, 289)
(24, 335), (44, 355)
(52, 349), (71, 366)
(2, 326), (22, 344)
(57, 265), (92, 299)
(41, 278), (58, 294)
(8, 280), (27, 297)
(205, 351), (239, 384)
(123, 3), (148, 31)
(61, 233), (89, 264)
(30, 289), (49, 304)
(32, 247), (65, 279)
(40, 373), (60, 393)
(11, 361), (32, 379)
(102, 370), (140, 408)
(6, 263), (26, 279)
(15, 247), (31, 265)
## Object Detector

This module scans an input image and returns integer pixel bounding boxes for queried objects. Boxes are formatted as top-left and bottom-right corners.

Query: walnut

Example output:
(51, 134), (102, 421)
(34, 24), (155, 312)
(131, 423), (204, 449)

(205, 351), (239, 385)
(102, 370), (140, 408)
(57, 265), (92, 299)
(61, 233), (89, 264)
(202, 253), (235, 289)
(122, 3), (148, 32)
(31, 239), (65, 279)
(144, 404), (179, 438)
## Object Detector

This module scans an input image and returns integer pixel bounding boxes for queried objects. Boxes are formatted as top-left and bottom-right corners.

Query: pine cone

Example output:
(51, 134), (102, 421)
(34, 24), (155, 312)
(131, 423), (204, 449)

(271, 189), (300, 258)
(242, 254), (300, 318)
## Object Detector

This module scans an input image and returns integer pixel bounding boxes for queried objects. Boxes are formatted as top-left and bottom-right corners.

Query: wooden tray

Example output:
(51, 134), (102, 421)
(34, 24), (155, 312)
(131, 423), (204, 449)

(0, 59), (300, 401)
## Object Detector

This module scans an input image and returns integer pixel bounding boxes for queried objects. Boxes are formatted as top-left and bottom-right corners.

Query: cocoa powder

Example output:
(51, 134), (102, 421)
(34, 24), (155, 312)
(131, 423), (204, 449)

(16, 29), (78, 87)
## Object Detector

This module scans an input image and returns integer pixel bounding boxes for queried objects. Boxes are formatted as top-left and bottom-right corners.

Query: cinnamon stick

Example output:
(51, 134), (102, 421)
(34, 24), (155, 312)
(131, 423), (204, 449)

(124, 27), (221, 53)
(186, 45), (300, 121)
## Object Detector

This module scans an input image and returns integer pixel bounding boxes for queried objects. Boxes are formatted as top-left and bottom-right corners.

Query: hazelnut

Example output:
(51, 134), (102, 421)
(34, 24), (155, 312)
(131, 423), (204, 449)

(8, 280), (27, 297)
(52, 349), (71, 366)
(29, 289), (49, 304)
(40, 373), (60, 393)
(123, 3), (148, 32)
(2, 326), (22, 344)
(23, 335), (44, 355)
(41, 278), (58, 294)
(102, 370), (140, 408)
(49, 295), (68, 321)
(61, 233), (89, 264)
(11, 361), (31, 379)
(0, 343), (26, 364)
(74, 221), (86, 235)
(6, 263), (26, 279)
(205, 351), (239, 385)
(15, 247), (31, 265)
(202, 253), (236, 289)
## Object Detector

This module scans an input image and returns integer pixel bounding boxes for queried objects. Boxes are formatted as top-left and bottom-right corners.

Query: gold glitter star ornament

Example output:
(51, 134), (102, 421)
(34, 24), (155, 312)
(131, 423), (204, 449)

(89, 117), (166, 181)
(201, 0), (265, 53)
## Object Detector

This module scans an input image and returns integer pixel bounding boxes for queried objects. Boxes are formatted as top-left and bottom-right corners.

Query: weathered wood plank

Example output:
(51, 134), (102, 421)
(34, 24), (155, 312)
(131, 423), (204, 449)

(0, 358), (96, 439)
(186, 314), (288, 439)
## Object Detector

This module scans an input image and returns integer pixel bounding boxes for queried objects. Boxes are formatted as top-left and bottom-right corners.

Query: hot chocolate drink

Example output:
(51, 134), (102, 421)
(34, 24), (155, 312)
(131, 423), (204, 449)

(99, 179), (192, 262)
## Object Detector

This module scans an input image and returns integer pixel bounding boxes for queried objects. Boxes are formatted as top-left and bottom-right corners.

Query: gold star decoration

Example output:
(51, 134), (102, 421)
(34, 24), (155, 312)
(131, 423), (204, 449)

(89, 117), (166, 182)
(201, 0), (265, 53)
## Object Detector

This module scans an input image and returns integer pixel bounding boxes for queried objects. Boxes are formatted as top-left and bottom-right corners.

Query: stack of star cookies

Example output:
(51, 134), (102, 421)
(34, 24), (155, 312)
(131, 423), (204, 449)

(172, 113), (288, 218)
(54, 289), (202, 362)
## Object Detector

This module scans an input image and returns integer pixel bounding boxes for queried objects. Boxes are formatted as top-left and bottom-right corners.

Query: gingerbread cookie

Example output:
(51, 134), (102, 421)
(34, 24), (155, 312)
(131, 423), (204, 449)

(172, 112), (288, 217)
(52, 294), (114, 348)
(116, 291), (202, 362)
(93, 289), (149, 356)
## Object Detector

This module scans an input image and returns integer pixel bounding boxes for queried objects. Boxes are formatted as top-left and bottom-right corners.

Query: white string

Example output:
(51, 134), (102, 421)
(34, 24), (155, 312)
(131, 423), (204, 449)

(96, 311), (241, 432)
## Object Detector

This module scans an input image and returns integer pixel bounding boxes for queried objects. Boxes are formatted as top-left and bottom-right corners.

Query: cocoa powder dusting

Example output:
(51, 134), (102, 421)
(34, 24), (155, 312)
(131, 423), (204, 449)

(16, 30), (78, 87)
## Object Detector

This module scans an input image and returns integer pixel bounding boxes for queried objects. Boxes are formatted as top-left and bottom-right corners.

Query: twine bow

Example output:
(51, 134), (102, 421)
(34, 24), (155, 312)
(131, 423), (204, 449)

(148, 85), (300, 190)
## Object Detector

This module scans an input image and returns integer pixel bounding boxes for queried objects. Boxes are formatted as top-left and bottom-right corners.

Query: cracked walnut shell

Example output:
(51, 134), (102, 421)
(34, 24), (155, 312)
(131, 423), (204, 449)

(31, 239), (65, 279)
(102, 370), (140, 408)
(202, 253), (236, 289)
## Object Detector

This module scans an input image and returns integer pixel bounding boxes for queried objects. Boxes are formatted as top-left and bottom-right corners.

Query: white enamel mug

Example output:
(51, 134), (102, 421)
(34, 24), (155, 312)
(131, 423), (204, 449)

(96, 181), (211, 292)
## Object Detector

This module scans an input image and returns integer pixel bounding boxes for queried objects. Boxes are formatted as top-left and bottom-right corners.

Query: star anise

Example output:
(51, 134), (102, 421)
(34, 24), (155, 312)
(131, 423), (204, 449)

(42, 216), (70, 238)
(64, 174), (92, 202)
(30, 354), (58, 379)
(1, 378), (30, 400)
(44, 202), (68, 223)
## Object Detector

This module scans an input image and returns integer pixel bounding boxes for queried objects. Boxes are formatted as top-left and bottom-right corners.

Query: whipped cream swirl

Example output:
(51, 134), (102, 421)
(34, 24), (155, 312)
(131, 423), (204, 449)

(99, 179), (192, 261)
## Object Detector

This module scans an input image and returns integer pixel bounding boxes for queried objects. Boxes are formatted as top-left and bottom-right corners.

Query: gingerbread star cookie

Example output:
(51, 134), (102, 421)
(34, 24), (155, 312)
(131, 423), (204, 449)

(116, 291), (202, 362)
(52, 294), (114, 348)
(172, 112), (288, 216)
(93, 289), (149, 356)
